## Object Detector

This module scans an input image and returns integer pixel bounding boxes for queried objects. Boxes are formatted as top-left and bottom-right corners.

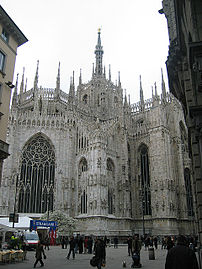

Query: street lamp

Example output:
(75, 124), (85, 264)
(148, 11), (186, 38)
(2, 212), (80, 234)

(47, 193), (50, 221)
(142, 197), (145, 238)
(12, 174), (19, 228)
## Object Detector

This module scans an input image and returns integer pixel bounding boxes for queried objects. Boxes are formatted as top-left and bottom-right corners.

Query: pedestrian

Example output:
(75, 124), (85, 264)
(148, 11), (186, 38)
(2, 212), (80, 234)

(67, 236), (75, 260)
(74, 235), (79, 253)
(165, 235), (199, 269)
(64, 236), (68, 249)
(131, 234), (142, 268)
(94, 238), (106, 269)
(166, 236), (174, 250)
(78, 236), (84, 254)
(153, 237), (158, 249)
(127, 236), (132, 256)
(88, 236), (93, 254)
(33, 241), (46, 268)
(44, 234), (50, 250)
(84, 236), (88, 253)
(61, 236), (65, 249)
(113, 237), (118, 248)
(104, 236), (107, 247)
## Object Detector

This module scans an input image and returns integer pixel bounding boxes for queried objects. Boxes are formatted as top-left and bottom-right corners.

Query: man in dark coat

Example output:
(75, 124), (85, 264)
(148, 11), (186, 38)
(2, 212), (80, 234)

(165, 235), (199, 269)
(94, 238), (106, 269)
(127, 236), (132, 256)
(33, 241), (46, 268)
(67, 236), (75, 260)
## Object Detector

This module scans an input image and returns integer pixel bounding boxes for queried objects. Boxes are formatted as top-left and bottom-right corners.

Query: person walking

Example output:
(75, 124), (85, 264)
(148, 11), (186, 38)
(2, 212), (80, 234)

(94, 238), (106, 269)
(44, 234), (50, 250)
(166, 236), (174, 250)
(131, 234), (142, 268)
(165, 235), (199, 269)
(153, 237), (158, 250)
(113, 237), (118, 248)
(33, 241), (46, 268)
(78, 236), (84, 254)
(127, 236), (132, 256)
(67, 236), (75, 260)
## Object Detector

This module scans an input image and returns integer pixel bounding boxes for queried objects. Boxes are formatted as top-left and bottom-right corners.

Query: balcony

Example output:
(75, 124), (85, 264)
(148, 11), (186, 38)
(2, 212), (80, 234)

(0, 139), (9, 160)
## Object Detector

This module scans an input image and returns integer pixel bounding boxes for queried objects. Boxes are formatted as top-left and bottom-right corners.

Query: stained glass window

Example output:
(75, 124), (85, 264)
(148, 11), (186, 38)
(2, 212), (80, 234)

(18, 134), (55, 213)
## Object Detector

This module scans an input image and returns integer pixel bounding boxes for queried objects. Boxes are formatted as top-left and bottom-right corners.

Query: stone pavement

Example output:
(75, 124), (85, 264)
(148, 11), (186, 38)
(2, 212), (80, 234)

(3, 245), (168, 269)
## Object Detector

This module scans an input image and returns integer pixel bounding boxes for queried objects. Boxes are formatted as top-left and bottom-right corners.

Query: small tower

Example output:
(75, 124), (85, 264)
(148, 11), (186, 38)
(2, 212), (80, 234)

(139, 75), (144, 111)
(118, 71), (121, 88)
(11, 73), (19, 109)
(79, 68), (82, 85)
(34, 60), (39, 90)
(55, 62), (60, 99)
(94, 28), (104, 76)
(161, 68), (167, 101)
(19, 67), (25, 105)
(109, 64), (111, 81)
(152, 82), (160, 107)
(68, 71), (75, 104)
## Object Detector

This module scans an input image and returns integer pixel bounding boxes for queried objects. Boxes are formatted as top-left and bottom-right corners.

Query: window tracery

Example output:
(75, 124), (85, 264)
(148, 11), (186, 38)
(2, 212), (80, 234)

(139, 144), (151, 215)
(18, 134), (55, 213)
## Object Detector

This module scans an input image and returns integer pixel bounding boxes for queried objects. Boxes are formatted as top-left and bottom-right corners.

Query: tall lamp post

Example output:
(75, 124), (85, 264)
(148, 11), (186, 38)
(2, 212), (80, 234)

(47, 193), (50, 221)
(142, 197), (145, 238)
(12, 174), (19, 228)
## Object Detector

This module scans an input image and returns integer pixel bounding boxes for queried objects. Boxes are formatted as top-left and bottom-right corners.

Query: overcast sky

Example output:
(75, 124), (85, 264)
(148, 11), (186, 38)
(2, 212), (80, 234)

(1, 0), (169, 103)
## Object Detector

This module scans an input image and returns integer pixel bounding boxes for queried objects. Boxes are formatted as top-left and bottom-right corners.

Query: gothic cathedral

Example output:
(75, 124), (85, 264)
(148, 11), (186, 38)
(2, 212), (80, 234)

(0, 30), (196, 236)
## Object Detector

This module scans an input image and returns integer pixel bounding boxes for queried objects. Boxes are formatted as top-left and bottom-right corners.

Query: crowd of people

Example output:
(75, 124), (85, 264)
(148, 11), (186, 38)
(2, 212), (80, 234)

(33, 233), (199, 269)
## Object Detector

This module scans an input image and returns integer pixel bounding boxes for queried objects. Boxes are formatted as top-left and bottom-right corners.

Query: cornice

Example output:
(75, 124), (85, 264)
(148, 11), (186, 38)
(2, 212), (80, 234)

(0, 5), (28, 46)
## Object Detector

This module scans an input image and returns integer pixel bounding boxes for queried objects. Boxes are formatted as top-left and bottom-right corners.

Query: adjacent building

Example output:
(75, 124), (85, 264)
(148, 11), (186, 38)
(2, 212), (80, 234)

(0, 5), (28, 184)
(161, 0), (202, 241)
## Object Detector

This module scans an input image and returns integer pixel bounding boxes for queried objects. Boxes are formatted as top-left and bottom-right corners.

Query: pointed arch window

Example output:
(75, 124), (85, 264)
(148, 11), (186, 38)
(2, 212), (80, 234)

(18, 134), (55, 213)
(79, 158), (88, 173)
(108, 189), (113, 214)
(184, 168), (194, 217)
(107, 158), (115, 214)
(81, 190), (87, 214)
(82, 94), (88, 104)
(139, 144), (151, 215)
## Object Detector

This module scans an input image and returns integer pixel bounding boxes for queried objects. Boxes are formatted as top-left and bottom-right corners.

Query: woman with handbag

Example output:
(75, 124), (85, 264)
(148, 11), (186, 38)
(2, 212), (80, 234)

(94, 238), (106, 269)
(33, 241), (46, 268)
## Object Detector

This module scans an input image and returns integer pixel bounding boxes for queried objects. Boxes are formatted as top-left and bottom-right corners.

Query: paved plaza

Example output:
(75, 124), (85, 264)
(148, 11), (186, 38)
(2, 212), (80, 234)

(2, 245), (168, 269)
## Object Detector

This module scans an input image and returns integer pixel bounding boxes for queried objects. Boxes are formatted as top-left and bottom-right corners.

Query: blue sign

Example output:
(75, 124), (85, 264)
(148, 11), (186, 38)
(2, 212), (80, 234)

(30, 220), (58, 231)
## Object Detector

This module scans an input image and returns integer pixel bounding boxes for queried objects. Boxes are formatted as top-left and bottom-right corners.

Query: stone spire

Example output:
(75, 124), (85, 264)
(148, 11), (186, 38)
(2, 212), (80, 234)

(92, 63), (94, 78)
(94, 28), (104, 76)
(20, 67), (25, 95)
(140, 75), (144, 103)
(12, 73), (19, 108)
(153, 82), (160, 106)
(55, 62), (60, 99)
(56, 62), (60, 90)
(154, 82), (158, 97)
(161, 68), (166, 100)
(25, 78), (27, 92)
(109, 64), (111, 81)
(68, 71), (75, 104)
(34, 60), (39, 90)
(124, 89), (127, 104)
(128, 94), (131, 105)
(79, 68), (82, 85)
(118, 71), (121, 87)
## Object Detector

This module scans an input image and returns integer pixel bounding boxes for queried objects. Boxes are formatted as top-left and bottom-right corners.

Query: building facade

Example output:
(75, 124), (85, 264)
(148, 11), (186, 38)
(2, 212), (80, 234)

(0, 30), (196, 237)
(0, 5), (28, 184)
(161, 0), (202, 241)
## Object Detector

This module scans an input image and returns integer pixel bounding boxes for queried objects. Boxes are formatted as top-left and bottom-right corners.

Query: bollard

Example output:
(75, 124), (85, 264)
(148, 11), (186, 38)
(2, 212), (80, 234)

(148, 247), (155, 260)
